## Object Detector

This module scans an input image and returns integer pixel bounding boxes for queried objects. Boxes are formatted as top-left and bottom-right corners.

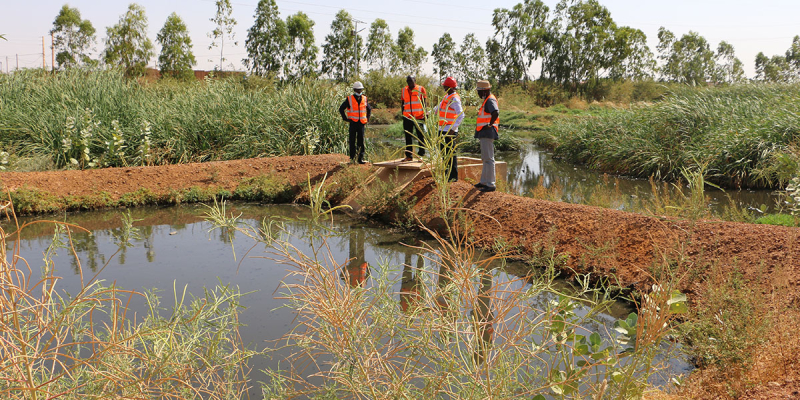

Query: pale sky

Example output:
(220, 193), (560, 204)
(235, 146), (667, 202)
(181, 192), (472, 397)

(1, 0), (798, 78)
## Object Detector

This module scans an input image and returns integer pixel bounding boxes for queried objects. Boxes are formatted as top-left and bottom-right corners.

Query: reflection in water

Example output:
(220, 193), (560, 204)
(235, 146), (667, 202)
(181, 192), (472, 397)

(490, 140), (776, 212)
(472, 271), (494, 366)
(4, 204), (691, 393)
(342, 228), (369, 287)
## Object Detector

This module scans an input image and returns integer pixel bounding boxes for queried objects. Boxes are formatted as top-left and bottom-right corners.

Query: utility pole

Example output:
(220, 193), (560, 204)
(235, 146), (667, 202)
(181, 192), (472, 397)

(42, 36), (46, 70)
(353, 19), (365, 81)
(16, 54), (19, 71)
(51, 32), (55, 72)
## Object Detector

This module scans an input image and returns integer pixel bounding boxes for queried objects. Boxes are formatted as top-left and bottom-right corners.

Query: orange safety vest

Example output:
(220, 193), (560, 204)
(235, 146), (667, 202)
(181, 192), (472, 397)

(438, 92), (461, 128)
(402, 85), (426, 119)
(476, 94), (499, 131)
(347, 95), (368, 124)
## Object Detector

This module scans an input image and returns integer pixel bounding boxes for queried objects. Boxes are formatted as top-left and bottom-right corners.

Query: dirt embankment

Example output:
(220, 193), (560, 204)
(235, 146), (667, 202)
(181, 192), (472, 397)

(1, 155), (798, 398)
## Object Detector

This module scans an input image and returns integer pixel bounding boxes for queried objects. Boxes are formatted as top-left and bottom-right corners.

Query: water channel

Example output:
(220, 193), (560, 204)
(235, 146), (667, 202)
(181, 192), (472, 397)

(4, 204), (691, 397)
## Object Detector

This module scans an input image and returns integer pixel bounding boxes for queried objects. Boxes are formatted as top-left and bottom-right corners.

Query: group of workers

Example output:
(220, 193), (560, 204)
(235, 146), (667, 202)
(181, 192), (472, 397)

(339, 75), (500, 193)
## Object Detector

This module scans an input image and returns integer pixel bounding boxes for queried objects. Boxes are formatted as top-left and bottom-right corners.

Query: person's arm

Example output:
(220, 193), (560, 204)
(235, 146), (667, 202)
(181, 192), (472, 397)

(339, 99), (349, 121)
(366, 101), (372, 122)
(420, 87), (428, 119)
(486, 98), (499, 126)
(452, 97), (465, 132)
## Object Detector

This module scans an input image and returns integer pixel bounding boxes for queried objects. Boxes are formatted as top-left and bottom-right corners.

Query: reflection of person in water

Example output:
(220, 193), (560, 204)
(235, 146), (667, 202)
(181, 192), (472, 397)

(472, 271), (495, 366)
(342, 228), (369, 287)
(400, 251), (424, 313)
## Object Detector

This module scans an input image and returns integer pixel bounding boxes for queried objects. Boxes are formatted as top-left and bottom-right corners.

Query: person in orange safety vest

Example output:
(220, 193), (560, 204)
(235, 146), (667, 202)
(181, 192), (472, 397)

(338, 81), (372, 164)
(433, 76), (464, 182)
(401, 75), (428, 161)
(473, 80), (500, 192)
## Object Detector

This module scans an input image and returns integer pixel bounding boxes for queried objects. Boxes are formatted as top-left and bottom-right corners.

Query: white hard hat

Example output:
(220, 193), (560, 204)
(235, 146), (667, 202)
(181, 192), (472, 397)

(352, 81), (364, 90)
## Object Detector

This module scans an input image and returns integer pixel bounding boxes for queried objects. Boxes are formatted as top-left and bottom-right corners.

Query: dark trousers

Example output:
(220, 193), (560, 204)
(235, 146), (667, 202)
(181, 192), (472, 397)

(441, 133), (458, 182)
(402, 118), (426, 158)
(348, 122), (366, 162)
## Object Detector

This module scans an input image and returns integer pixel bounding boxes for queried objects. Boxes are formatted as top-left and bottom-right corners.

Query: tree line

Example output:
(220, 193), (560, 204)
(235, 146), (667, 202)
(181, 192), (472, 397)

(48, 0), (800, 87)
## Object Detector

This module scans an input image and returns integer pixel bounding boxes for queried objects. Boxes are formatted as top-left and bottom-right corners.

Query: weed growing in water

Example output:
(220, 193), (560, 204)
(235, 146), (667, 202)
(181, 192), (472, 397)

(205, 202), (688, 398)
(0, 202), (256, 399)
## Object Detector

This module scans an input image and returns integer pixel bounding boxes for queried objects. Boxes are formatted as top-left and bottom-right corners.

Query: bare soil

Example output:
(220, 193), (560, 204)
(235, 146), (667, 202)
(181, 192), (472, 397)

(1, 155), (797, 399)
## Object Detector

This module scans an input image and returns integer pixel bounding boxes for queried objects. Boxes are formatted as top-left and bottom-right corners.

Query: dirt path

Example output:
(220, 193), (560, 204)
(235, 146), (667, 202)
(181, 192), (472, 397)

(1, 155), (798, 398)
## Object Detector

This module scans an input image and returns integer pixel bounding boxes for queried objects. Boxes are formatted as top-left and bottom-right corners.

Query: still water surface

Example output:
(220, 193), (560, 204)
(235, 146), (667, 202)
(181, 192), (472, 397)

(5, 204), (691, 395)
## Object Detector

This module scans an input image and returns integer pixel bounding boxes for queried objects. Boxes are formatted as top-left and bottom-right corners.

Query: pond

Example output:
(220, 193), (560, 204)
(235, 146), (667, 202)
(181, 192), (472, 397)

(4, 204), (692, 396)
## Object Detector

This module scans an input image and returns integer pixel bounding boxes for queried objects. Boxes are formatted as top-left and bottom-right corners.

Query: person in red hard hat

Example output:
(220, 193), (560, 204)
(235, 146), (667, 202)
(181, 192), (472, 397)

(433, 76), (464, 182)
(401, 75), (428, 161)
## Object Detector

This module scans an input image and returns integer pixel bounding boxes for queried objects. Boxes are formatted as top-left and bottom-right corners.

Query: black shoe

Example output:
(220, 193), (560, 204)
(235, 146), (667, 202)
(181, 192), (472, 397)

(478, 186), (496, 192)
(474, 183), (487, 189)
(418, 150), (425, 157)
(358, 160), (369, 164)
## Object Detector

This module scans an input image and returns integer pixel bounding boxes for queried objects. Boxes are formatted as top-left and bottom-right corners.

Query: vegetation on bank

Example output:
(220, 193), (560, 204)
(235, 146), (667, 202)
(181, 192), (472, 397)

(0, 69), (347, 169)
(541, 84), (800, 189)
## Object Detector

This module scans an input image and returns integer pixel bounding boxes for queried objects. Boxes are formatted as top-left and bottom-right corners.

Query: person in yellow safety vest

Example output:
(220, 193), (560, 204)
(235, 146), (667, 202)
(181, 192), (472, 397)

(474, 80), (500, 192)
(338, 81), (372, 164)
(432, 76), (464, 182)
(401, 75), (428, 161)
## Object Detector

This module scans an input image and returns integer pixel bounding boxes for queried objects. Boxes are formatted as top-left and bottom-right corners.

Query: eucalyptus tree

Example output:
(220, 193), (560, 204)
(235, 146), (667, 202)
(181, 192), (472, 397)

(321, 10), (361, 81)
(363, 19), (393, 72)
(713, 41), (745, 83)
(431, 32), (457, 80)
(209, 0), (237, 71)
(785, 35), (800, 75)
(606, 26), (654, 80)
(244, 0), (286, 77)
(544, 0), (616, 85)
(50, 5), (97, 69)
(391, 27), (427, 75)
(456, 33), (487, 90)
(103, 3), (153, 77)
(156, 12), (196, 80)
(656, 27), (716, 85)
(486, 0), (549, 84)
(285, 12), (317, 80)
(755, 52), (793, 82)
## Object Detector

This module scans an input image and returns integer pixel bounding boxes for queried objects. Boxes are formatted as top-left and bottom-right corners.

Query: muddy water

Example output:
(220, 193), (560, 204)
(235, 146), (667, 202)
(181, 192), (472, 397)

(4, 204), (691, 395)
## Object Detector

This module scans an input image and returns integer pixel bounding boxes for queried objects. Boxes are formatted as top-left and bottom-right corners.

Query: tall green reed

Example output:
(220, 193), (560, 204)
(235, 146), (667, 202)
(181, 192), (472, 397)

(0, 69), (349, 168)
(548, 84), (800, 189)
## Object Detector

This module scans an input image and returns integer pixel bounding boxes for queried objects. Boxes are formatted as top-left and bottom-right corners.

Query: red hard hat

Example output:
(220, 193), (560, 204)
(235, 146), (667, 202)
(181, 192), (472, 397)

(442, 77), (458, 88)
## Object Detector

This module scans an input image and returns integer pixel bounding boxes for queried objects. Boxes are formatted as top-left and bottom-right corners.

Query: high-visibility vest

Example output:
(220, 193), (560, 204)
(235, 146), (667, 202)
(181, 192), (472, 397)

(347, 95), (368, 124)
(438, 92), (461, 128)
(402, 85), (426, 119)
(346, 262), (368, 287)
(476, 94), (499, 131)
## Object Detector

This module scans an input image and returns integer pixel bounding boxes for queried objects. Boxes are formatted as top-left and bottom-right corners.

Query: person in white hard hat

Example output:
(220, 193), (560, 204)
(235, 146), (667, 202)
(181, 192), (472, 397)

(338, 81), (372, 164)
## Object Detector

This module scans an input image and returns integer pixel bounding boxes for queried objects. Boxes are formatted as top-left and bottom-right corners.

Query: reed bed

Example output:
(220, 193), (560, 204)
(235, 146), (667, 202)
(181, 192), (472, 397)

(548, 84), (800, 189)
(0, 69), (348, 168)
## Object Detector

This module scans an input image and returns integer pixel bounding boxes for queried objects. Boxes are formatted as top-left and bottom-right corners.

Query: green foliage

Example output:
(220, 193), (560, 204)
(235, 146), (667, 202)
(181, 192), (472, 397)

(487, 0), (549, 84)
(455, 33), (487, 91)
(233, 174), (293, 202)
(50, 5), (97, 69)
(391, 27), (427, 75)
(244, 0), (286, 77)
(208, 0), (238, 71)
(285, 12), (318, 80)
(0, 69), (347, 167)
(754, 213), (798, 227)
(321, 10), (361, 81)
(156, 12), (196, 81)
(360, 71), (435, 108)
(431, 32), (457, 80)
(548, 84), (800, 189)
(680, 269), (769, 367)
(103, 3), (154, 77)
(363, 19), (393, 73)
